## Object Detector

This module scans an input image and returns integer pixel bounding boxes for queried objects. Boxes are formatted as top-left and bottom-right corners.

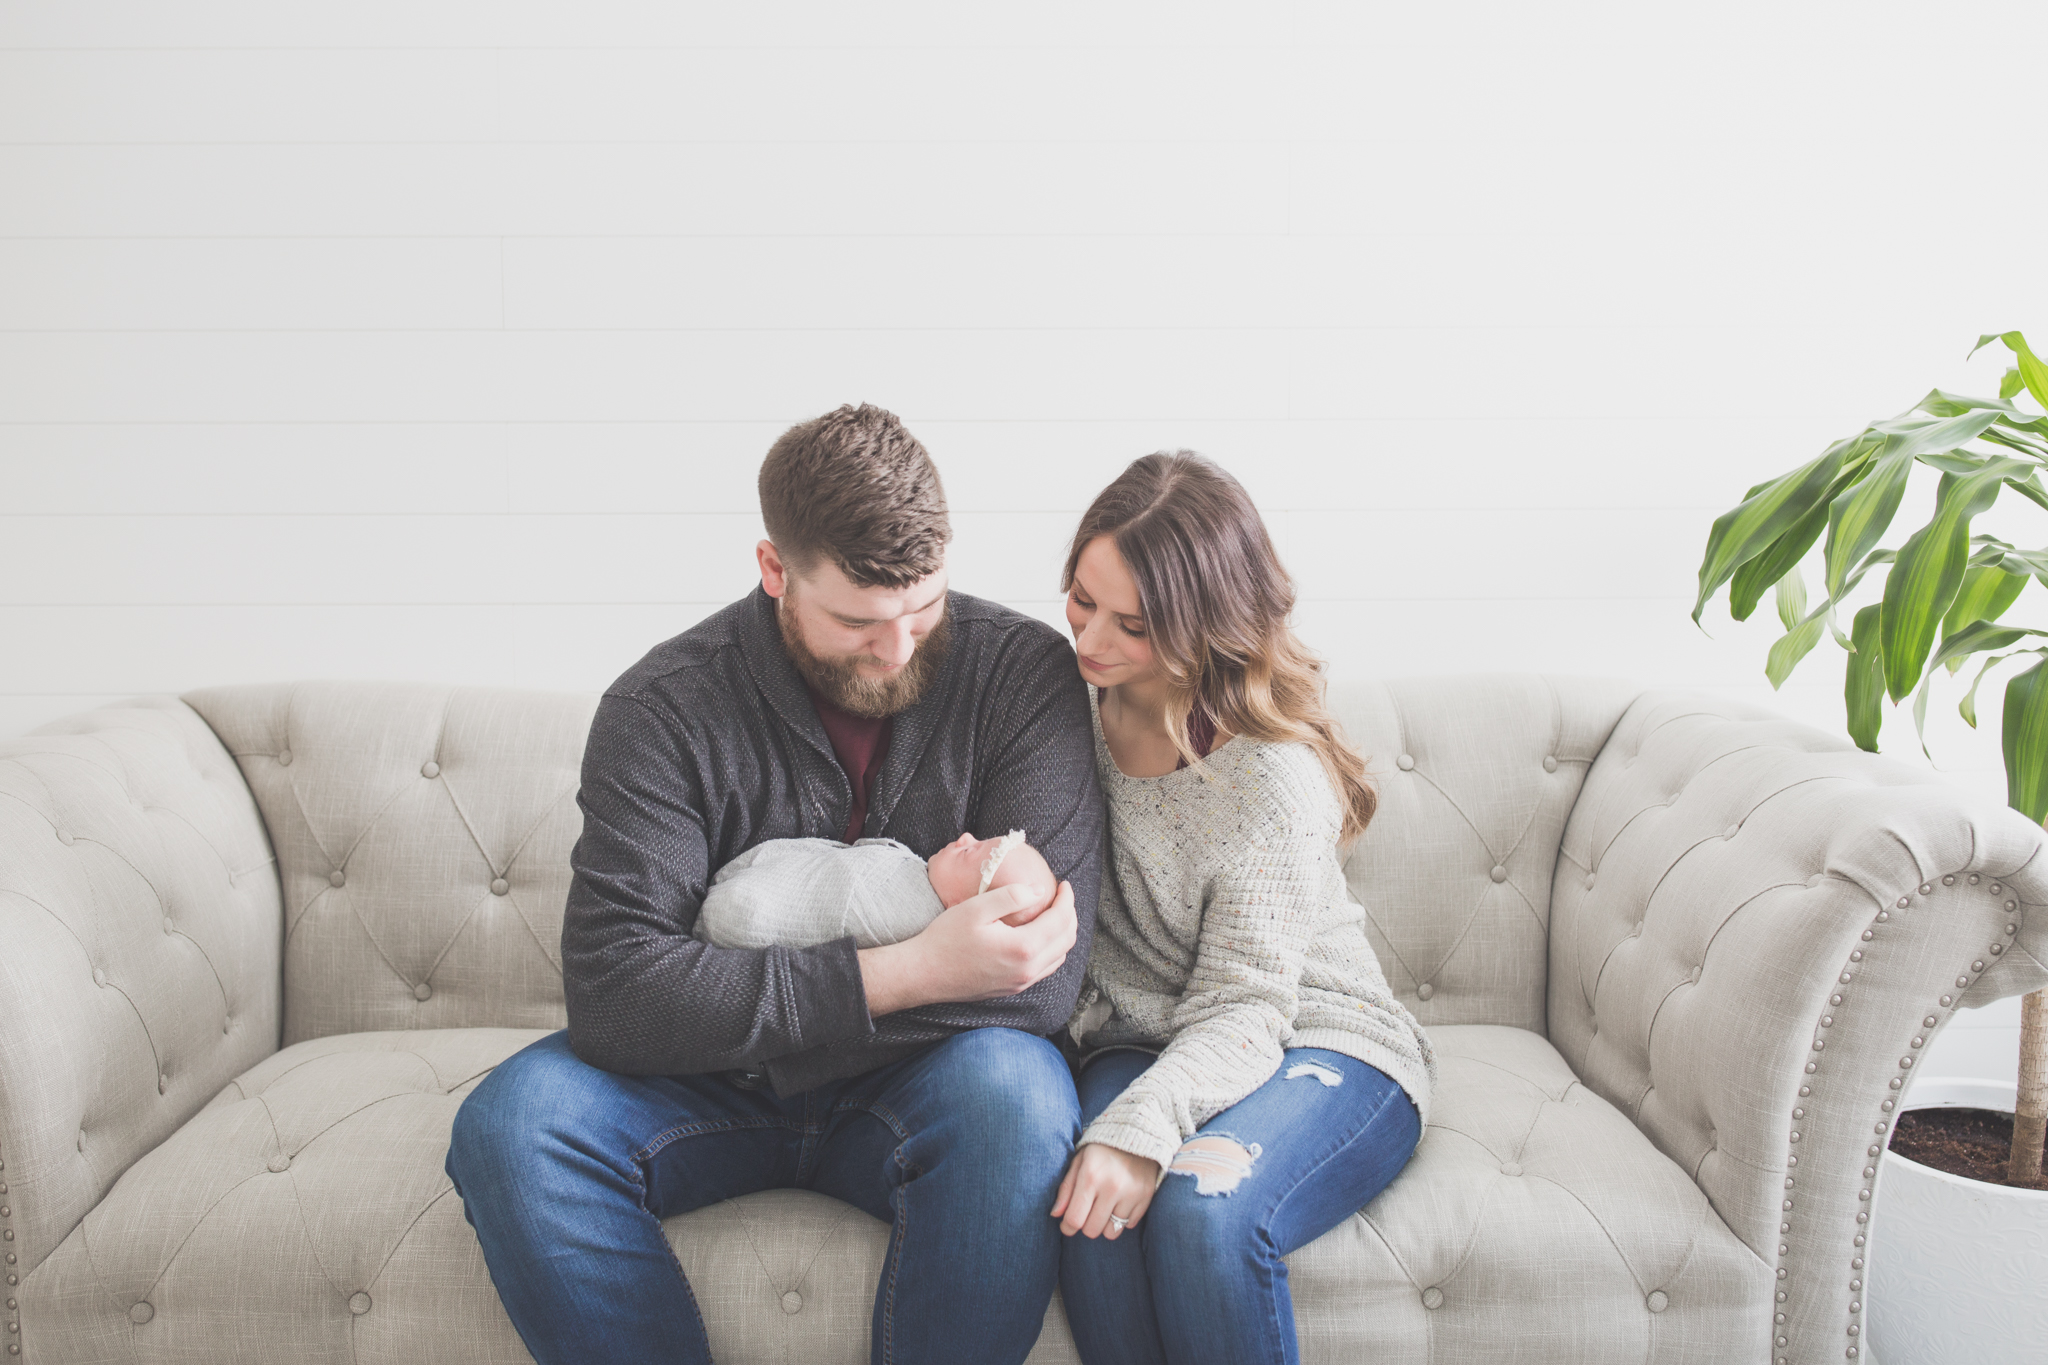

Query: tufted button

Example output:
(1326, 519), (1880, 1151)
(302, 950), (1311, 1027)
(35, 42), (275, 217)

(1396, 754), (1415, 771)
(1807, 873), (1825, 888)
(421, 760), (440, 778)
(1489, 865), (1506, 883)
(348, 1292), (371, 1316)
(329, 870), (345, 888)
(56, 828), (74, 846)
(780, 1290), (803, 1315)
(1969, 874), (1980, 884)
(414, 982), (433, 1001)
(1421, 1286), (1444, 1310)
(277, 749), (292, 766)
(1646, 1290), (1669, 1313)
(491, 878), (510, 896)
(157, 1073), (168, 1094)
(92, 967), (107, 988)
(1896, 897), (1910, 909)
(1944, 875), (1955, 886)
(1724, 825), (1740, 840)
(1543, 755), (1558, 773)
(1690, 965), (1702, 984)
(267, 1153), (291, 1173)
(163, 916), (176, 935)
(1416, 982), (1435, 1001)
(129, 1302), (153, 1324)
(1584, 873), (1597, 890)
(1500, 1162), (1522, 1176)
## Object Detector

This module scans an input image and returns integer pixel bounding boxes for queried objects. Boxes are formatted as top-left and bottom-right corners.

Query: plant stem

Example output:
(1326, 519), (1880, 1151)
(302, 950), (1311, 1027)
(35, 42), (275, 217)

(2010, 988), (2048, 1188)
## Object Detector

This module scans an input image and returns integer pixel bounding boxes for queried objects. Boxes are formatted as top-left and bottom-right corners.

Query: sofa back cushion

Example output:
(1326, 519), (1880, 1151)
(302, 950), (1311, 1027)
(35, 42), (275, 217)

(0, 699), (281, 1273)
(1330, 675), (1638, 1033)
(185, 682), (595, 1044)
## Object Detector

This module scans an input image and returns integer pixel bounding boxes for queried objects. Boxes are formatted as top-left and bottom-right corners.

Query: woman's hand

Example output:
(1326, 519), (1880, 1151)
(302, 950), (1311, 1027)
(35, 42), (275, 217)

(1051, 1142), (1160, 1239)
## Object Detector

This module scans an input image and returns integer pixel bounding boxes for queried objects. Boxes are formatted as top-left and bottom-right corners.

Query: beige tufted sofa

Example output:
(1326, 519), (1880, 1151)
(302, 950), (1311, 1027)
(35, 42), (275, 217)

(3, 675), (2045, 1365)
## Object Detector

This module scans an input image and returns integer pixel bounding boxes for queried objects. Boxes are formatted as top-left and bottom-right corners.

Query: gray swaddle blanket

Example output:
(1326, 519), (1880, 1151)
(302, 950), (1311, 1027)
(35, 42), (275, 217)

(694, 837), (944, 950)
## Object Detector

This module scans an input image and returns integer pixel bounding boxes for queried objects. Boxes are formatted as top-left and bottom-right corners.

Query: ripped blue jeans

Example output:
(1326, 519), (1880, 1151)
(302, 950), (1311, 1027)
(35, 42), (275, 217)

(1059, 1047), (1420, 1365)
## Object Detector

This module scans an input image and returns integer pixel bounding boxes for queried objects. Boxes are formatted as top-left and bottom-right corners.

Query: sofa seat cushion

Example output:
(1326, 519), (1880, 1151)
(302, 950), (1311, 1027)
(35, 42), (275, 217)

(1288, 1025), (1770, 1363)
(23, 1025), (1767, 1365)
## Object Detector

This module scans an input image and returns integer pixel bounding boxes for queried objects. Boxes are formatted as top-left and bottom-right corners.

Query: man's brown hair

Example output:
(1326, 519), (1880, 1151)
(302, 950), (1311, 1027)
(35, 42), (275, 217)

(758, 403), (951, 588)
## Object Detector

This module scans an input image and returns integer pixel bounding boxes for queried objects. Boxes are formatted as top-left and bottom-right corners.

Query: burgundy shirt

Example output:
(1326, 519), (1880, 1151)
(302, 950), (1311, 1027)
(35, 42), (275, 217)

(807, 685), (894, 843)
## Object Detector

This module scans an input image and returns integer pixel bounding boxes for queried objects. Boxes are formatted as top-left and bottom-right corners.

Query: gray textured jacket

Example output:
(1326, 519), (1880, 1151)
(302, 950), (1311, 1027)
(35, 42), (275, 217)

(562, 586), (1105, 1094)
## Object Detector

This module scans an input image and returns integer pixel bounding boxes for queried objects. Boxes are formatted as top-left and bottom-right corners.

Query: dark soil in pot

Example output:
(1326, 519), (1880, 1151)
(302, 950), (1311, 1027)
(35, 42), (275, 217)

(1888, 1106), (2048, 1188)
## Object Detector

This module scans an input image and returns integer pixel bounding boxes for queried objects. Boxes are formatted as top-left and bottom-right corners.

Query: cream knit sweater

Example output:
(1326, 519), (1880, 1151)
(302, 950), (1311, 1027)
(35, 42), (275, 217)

(1068, 695), (1436, 1171)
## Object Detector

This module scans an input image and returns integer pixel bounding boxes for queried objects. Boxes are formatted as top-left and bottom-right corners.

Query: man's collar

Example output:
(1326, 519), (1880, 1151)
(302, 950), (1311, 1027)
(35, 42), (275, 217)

(734, 584), (962, 833)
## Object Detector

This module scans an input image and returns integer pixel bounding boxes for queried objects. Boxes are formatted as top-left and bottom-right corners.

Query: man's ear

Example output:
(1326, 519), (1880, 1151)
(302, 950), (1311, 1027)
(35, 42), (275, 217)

(757, 540), (790, 599)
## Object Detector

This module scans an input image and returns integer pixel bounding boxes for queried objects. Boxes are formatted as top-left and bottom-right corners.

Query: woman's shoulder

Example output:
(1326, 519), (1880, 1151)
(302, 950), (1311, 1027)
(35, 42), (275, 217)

(1203, 736), (1345, 835)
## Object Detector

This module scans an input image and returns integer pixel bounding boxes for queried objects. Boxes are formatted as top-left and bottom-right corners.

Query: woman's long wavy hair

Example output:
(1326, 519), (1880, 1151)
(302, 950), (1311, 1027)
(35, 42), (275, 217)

(1063, 452), (1378, 843)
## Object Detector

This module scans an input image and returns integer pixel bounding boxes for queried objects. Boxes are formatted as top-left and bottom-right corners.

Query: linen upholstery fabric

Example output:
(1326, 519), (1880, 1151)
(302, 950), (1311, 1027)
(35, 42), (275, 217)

(183, 682), (595, 1044)
(1327, 674), (1640, 1032)
(6, 674), (2046, 1365)
(0, 700), (279, 1277)
(1550, 691), (2048, 1365)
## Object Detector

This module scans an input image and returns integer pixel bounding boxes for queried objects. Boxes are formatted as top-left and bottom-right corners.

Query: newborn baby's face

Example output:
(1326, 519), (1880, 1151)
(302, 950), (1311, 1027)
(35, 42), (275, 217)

(925, 831), (1055, 909)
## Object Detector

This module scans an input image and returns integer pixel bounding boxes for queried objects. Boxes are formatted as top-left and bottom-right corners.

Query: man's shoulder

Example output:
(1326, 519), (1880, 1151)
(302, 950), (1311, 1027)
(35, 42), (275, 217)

(604, 595), (761, 714)
(947, 590), (1071, 668)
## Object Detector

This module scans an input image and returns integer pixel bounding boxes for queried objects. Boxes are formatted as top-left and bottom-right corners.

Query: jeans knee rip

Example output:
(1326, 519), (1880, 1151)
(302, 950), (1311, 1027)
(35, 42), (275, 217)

(1169, 1134), (1262, 1195)
(1284, 1060), (1344, 1087)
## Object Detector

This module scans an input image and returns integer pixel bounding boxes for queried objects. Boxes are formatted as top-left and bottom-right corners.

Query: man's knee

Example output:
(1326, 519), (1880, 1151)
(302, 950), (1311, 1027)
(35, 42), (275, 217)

(447, 1033), (595, 1189)
(929, 1029), (1078, 1164)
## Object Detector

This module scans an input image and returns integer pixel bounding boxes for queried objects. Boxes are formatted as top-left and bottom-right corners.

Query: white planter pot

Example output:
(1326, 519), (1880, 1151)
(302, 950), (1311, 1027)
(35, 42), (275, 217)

(1866, 1077), (2048, 1365)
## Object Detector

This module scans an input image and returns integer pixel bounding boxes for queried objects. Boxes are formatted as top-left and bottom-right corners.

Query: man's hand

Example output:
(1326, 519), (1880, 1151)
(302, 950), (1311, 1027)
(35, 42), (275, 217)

(859, 879), (1076, 1017)
(1052, 1142), (1160, 1239)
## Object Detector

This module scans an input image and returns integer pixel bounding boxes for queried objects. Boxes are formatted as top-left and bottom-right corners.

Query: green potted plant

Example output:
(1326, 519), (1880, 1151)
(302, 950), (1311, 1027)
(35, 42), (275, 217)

(1693, 331), (2048, 1364)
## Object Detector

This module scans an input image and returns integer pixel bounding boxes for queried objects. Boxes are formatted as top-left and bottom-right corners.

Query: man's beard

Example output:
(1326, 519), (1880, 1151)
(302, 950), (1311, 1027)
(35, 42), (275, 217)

(779, 596), (952, 719)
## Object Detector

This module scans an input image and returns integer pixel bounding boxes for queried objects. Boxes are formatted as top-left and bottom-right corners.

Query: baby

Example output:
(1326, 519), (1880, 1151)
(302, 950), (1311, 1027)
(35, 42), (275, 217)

(693, 829), (1056, 951)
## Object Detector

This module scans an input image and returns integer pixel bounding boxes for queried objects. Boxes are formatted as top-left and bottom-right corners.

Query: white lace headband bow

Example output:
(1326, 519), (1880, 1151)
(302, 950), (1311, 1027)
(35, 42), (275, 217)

(977, 829), (1029, 895)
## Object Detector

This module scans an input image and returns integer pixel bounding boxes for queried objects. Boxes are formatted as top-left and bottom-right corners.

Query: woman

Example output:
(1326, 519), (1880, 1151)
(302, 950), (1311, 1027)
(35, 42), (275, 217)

(1049, 453), (1434, 1365)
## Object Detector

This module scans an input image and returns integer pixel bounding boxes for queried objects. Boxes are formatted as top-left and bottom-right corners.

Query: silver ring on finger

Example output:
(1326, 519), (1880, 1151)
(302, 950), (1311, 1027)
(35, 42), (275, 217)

(1106, 1213), (1128, 1232)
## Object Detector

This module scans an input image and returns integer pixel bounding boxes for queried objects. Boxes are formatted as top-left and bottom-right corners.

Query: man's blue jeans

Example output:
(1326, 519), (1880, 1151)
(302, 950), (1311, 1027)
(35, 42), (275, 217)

(1059, 1046), (1421, 1365)
(446, 1027), (1080, 1365)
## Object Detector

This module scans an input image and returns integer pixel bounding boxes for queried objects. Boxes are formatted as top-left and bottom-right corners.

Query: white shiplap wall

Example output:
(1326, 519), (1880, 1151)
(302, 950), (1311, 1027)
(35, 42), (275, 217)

(4, 2), (2047, 1075)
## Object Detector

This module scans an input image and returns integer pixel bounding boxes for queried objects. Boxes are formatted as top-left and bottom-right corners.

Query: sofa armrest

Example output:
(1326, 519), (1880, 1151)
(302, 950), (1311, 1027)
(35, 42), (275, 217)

(0, 700), (281, 1278)
(1549, 692), (2048, 1365)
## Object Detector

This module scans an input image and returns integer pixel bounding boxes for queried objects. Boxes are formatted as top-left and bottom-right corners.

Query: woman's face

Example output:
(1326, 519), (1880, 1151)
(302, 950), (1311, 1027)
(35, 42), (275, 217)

(1066, 535), (1158, 688)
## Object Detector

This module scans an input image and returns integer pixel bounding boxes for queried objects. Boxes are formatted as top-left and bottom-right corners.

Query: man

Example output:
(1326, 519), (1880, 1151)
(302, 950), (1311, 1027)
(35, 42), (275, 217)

(446, 404), (1105, 1365)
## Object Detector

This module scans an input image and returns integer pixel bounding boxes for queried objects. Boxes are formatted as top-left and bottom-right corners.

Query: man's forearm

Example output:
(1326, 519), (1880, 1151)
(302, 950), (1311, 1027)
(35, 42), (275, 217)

(857, 939), (927, 1017)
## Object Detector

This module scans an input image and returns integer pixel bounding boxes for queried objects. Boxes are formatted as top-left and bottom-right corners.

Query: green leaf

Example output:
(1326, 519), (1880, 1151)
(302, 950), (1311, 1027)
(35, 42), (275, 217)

(1823, 450), (1913, 597)
(1916, 387), (2048, 435)
(1728, 489), (1833, 622)
(2005, 368), (2028, 402)
(1845, 603), (1886, 752)
(2004, 469), (2048, 514)
(1917, 452), (1993, 475)
(1911, 675), (1933, 761)
(1878, 459), (2029, 700)
(2003, 656), (2048, 822)
(1775, 568), (1808, 631)
(1961, 652), (2011, 729)
(1925, 619), (2048, 677)
(1939, 565), (2029, 668)
(1694, 440), (1859, 624)
(1872, 408), (2005, 454)
(1765, 611), (1826, 689)
(2007, 333), (2048, 413)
